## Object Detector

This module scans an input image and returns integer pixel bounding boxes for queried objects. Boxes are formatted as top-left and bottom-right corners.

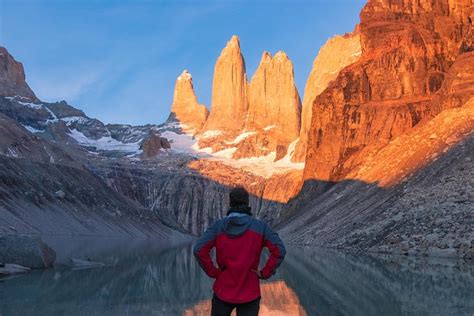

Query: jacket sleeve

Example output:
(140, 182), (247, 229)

(193, 221), (221, 278)
(261, 223), (286, 279)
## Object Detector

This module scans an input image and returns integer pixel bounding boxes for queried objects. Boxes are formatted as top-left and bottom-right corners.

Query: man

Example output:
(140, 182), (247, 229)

(193, 187), (286, 316)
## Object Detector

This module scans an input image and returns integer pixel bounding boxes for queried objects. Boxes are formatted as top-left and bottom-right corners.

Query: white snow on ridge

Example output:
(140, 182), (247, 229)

(201, 130), (222, 138)
(16, 100), (43, 110)
(222, 146), (304, 179)
(195, 138), (304, 178)
(5, 96), (43, 109)
(21, 124), (43, 133)
(61, 116), (89, 125)
(263, 125), (276, 131)
(67, 129), (141, 154)
(161, 130), (201, 155)
(200, 146), (237, 159)
(226, 131), (256, 145)
(44, 106), (59, 123)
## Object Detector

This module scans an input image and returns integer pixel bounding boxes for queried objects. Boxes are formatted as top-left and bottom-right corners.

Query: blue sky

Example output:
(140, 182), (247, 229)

(0, 0), (365, 125)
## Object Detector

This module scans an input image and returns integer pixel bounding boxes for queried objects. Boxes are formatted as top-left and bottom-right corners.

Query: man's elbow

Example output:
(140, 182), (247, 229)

(280, 245), (287, 260)
(277, 245), (286, 262)
(193, 244), (201, 258)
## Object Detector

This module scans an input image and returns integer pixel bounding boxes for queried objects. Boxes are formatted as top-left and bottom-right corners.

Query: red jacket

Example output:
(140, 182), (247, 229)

(193, 211), (286, 304)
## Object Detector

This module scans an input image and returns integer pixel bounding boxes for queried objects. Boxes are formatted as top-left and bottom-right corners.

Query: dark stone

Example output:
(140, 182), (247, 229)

(0, 234), (56, 268)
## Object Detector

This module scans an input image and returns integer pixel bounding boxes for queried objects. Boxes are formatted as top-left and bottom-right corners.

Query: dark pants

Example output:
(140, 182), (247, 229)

(211, 294), (260, 316)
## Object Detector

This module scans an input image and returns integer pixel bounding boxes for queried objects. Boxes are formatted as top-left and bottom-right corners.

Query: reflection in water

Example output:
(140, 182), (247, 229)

(282, 246), (474, 316)
(183, 281), (307, 316)
(0, 238), (472, 315)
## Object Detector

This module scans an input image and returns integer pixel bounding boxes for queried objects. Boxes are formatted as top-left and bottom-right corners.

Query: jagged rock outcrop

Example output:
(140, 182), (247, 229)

(293, 31), (362, 162)
(141, 132), (171, 158)
(227, 51), (301, 159)
(200, 35), (248, 137)
(195, 39), (304, 161)
(303, 0), (473, 182)
(167, 70), (209, 134)
(0, 47), (38, 101)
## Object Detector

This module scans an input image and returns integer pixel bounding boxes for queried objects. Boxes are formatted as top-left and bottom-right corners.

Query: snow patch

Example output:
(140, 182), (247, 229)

(161, 130), (199, 154)
(211, 147), (237, 159)
(226, 131), (256, 144)
(226, 147), (304, 179)
(15, 100), (43, 109)
(21, 124), (43, 133)
(6, 147), (18, 158)
(177, 70), (192, 81)
(197, 138), (304, 178)
(275, 138), (305, 168)
(44, 106), (58, 123)
(201, 130), (222, 138)
(67, 129), (141, 154)
(61, 116), (89, 125)
(263, 125), (276, 131)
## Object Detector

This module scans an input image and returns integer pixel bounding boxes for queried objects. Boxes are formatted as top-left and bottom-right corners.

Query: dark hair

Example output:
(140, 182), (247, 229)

(229, 187), (249, 208)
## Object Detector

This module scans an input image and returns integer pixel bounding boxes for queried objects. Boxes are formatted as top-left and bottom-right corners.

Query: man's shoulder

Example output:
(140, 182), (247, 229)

(247, 217), (268, 234)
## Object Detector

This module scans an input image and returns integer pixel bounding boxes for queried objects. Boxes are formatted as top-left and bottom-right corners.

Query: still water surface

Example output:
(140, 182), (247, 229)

(0, 237), (473, 316)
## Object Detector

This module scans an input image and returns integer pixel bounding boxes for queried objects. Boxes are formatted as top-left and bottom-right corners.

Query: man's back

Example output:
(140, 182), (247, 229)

(194, 212), (285, 304)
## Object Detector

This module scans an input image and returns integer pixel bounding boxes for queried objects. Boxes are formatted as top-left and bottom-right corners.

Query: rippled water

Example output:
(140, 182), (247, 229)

(0, 237), (473, 315)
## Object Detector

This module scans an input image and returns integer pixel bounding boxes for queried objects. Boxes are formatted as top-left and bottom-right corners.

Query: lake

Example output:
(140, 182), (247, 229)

(0, 237), (473, 315)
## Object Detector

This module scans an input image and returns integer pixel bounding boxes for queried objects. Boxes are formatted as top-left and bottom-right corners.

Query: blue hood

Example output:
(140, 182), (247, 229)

(223, 213), (253, 237)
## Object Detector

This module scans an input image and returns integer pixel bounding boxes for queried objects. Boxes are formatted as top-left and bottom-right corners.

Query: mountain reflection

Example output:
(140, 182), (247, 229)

(0, 239), (472, 316)
(183, 281), (307, 316)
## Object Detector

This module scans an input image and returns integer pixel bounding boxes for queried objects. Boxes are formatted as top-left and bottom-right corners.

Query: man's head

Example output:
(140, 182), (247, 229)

(229, 186), (249, 208)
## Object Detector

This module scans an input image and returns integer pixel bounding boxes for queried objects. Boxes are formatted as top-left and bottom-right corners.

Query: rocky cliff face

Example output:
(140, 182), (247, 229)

(94, 157), (293, 235)
(230, 51), (301, 159)
(196, 37), (303, 161)
(280, 99), (474, 258)
(0, 113), (185, 238)
(167, 70), (208, 134)
(293, 31), (362, 162)
(200, 35), (248, 136)
(0, 47), (38, 102)
(303, 0), (473, 182)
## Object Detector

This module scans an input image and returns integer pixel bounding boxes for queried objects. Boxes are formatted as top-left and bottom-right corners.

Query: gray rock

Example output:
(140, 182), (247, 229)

(54, 190), (66, 199)
(0, 263), (30, 275)
(0, 234), (56, 268)
(424, 247), (458, 258)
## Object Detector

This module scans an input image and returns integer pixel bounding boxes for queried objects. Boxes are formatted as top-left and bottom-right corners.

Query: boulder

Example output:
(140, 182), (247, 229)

(160, 137), (171, 150)
(54, 190), (66, 199)
(141, 132), (166, 158)
(0, 234), (56, 268)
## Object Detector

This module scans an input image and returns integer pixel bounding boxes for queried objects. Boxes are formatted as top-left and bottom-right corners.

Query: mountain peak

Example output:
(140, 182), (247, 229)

(261, 51), (272, 63)
(274, 50), (289, 61)
(227, 35), (240, 48)
(0, 46), (38, 102)
(177, 69), (192, 81)
(200, 34), (248, 134)
(167, 69), (208, 133)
